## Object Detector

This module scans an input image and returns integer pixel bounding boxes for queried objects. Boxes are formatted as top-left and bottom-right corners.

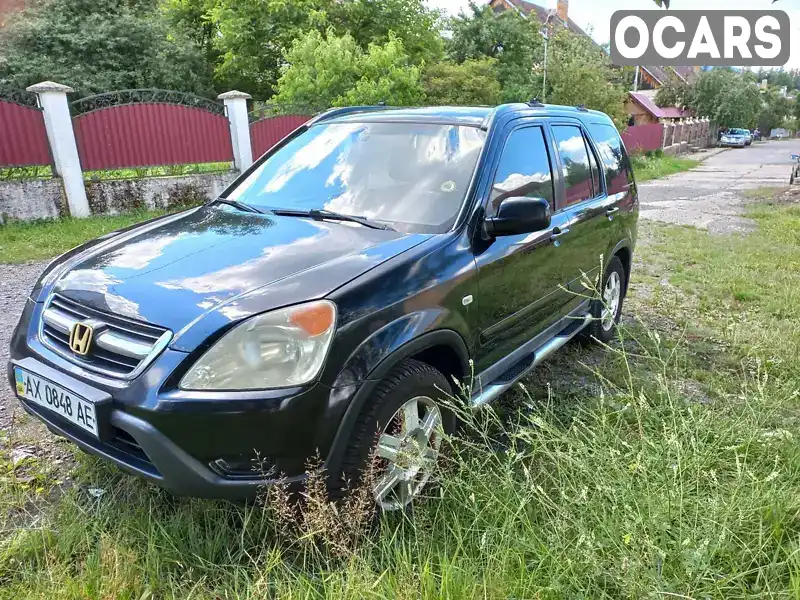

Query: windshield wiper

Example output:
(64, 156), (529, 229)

(270, 208), (395, 231)
(212, 198), (268, 215)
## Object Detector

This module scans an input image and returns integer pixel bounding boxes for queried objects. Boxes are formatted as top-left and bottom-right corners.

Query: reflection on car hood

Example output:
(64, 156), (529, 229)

(53, 204), (426, 334)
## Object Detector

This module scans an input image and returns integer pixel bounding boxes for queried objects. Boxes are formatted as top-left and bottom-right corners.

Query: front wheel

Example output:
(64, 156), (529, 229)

(584, 256), (626, 343)
(336, 359), (456, 511)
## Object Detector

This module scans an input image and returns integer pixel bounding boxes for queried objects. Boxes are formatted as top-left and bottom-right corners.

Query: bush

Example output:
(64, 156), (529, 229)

(0, 0), (214, 97)
(422, 58), (502, 106)
(273, 29), (423, 111)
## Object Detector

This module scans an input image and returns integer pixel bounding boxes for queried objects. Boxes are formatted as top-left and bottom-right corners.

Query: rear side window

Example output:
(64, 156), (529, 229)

(489, 126), (554, 215)
(552, 125), (594, 206)
(586, 123), (634, 196)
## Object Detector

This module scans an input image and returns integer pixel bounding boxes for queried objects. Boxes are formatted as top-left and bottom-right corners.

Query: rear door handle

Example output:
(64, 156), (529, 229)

(606, 207), (620, 219)
(550, 227), (570, 245)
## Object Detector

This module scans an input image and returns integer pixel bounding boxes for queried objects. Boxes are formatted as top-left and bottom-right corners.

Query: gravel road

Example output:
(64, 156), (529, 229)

(639, 139), (800, 234)
(0, 261), (47, 432)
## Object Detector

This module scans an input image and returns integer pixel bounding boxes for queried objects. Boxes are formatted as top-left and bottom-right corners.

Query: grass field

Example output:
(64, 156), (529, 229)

(3, 190), (800, 598)
(0, 208), (173, 263)
(630, 152), (699, 182)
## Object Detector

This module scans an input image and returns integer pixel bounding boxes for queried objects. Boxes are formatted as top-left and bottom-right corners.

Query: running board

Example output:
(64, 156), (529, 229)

(470, 313), (592, 409)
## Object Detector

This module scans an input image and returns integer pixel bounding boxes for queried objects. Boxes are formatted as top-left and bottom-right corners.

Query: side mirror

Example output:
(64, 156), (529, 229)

(485, 196), (551, 237)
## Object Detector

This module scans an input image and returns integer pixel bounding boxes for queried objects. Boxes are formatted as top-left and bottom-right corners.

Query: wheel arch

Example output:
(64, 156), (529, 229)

(610, 240), (633, 296)
(323, 329), (470, 475)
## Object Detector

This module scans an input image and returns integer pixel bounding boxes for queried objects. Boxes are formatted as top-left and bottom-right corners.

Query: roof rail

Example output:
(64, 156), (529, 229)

(307, 105), (393, 126)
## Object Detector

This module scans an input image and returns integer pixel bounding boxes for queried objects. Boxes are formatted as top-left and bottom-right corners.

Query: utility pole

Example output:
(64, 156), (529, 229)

(633, 65), (640, 92)
(540, 9), (555, 104)
(541, 28), (549, 103)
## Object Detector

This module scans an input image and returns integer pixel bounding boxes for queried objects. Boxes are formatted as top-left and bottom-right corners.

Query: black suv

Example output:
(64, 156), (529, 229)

(9, 104), (637, 510)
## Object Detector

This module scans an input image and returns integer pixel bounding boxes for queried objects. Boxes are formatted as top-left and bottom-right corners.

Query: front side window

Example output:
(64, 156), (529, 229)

(489, 126), (554, 215)
(228, 122), (486, 233)
(552, 125), (594, 206)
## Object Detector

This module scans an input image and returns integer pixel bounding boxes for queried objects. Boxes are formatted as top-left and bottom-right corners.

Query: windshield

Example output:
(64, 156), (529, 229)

(731, 129), (749, 136)
(227, 122), (486, 233)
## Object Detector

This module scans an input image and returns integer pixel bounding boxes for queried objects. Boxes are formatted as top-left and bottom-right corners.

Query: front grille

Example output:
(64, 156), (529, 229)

(40, 294), (171, 379)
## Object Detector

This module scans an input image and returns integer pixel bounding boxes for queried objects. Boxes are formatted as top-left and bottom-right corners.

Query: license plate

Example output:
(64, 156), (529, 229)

(14, 367), (100, 437)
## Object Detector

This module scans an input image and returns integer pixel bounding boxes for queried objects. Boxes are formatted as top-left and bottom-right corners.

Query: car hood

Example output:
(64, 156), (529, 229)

(52, 204), (427, 341)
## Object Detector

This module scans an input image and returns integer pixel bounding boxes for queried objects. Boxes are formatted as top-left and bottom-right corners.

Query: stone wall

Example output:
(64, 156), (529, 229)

(0, 172), (237, 223)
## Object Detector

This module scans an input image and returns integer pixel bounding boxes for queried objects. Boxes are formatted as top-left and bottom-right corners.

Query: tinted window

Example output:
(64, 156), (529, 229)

(229, 122), (486, 233)
(489, 126), (554, 215)
(587, 123), (633, 196)
(552, 125), (594, 206)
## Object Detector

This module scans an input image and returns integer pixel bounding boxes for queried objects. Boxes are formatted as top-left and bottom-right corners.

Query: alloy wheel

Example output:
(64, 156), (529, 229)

(372, 395), (443, 511)
(601, 271), (622, 331)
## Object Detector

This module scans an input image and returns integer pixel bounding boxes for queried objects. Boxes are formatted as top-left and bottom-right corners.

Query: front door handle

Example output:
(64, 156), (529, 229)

(606, 207), (620, 219)
(550, 227), (570, 245)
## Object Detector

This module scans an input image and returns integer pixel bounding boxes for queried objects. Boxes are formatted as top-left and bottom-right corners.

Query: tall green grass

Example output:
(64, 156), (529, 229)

(1, 204), (800, 598)
(2, 325), (798, 598)
(0, 209), (173, 264)
(631, 151), (699, 182)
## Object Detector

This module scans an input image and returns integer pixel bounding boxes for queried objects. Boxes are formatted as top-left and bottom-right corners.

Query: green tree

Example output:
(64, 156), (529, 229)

(545, 28), (628, 128)
(714, 83), (763, 130)
(329, 0), (444, 66)
(422, 58), (502, 106)
(689, 69), (764, 129)
(447, 3), (542, 103)
(690, 68), (738, 120)
(757, 89), (792, 134)
(272, 29), (423, 110)
(655, 75), (691, 108)
(0, 0), (214, 97)
(163, 0), (442, 98)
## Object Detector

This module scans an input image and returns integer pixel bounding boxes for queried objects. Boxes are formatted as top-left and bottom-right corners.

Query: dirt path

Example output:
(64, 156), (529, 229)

(638, 139), (800, 234)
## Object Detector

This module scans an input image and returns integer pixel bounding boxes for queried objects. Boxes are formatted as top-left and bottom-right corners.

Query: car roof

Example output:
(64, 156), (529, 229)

(317, 104), (613, 130)
(323, 106), (495, 127)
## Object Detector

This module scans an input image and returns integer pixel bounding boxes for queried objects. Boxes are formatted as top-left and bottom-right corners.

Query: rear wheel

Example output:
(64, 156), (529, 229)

(584, 255), (626, 343)
(336, 359), (455, 511)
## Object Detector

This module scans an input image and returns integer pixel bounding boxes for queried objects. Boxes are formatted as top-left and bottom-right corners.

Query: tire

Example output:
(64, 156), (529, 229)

(333, 359), (455, 511)
(584, 255), (626, 344)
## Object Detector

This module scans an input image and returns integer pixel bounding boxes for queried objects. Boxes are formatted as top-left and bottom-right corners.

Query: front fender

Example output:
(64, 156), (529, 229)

(322, 325), (470, 475)
(329, 310), (470, 389)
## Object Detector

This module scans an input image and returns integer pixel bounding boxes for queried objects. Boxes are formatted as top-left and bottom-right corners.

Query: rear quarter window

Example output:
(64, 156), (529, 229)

(586, 123), (634, 196)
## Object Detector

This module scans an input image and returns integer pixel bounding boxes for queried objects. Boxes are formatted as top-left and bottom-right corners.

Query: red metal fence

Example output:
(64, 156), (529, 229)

(621, 123), (664, 153)
(250, 115), (311, 157)
(71, 92), (233, 171)
(0, 94), (52, 167)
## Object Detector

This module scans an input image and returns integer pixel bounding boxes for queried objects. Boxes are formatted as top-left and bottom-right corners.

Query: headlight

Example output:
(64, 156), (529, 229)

(180, 300), (337, 390)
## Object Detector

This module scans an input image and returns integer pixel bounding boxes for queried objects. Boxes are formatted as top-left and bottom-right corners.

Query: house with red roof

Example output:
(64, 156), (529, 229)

(626, 91), (692, 126)
(489, 0), (592, 40)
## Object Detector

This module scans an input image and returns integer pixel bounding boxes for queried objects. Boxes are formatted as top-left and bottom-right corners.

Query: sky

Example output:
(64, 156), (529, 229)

(425, 0), (800, 70)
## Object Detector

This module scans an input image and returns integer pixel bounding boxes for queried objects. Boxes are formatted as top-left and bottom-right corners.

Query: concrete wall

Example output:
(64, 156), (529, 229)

(0, 178), (65, 222)
(0, 172), (237, 223)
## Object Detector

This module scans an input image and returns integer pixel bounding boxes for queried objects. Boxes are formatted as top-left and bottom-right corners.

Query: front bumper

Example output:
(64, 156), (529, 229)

(8, 299), (352, 500)
(14, 358), (308, 499)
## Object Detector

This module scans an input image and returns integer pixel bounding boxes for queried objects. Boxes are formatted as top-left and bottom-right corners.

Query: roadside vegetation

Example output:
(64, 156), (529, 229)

(0, 208), (171, 263)
(630, 151), (699, 182)
(1, 195), (800, 597)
